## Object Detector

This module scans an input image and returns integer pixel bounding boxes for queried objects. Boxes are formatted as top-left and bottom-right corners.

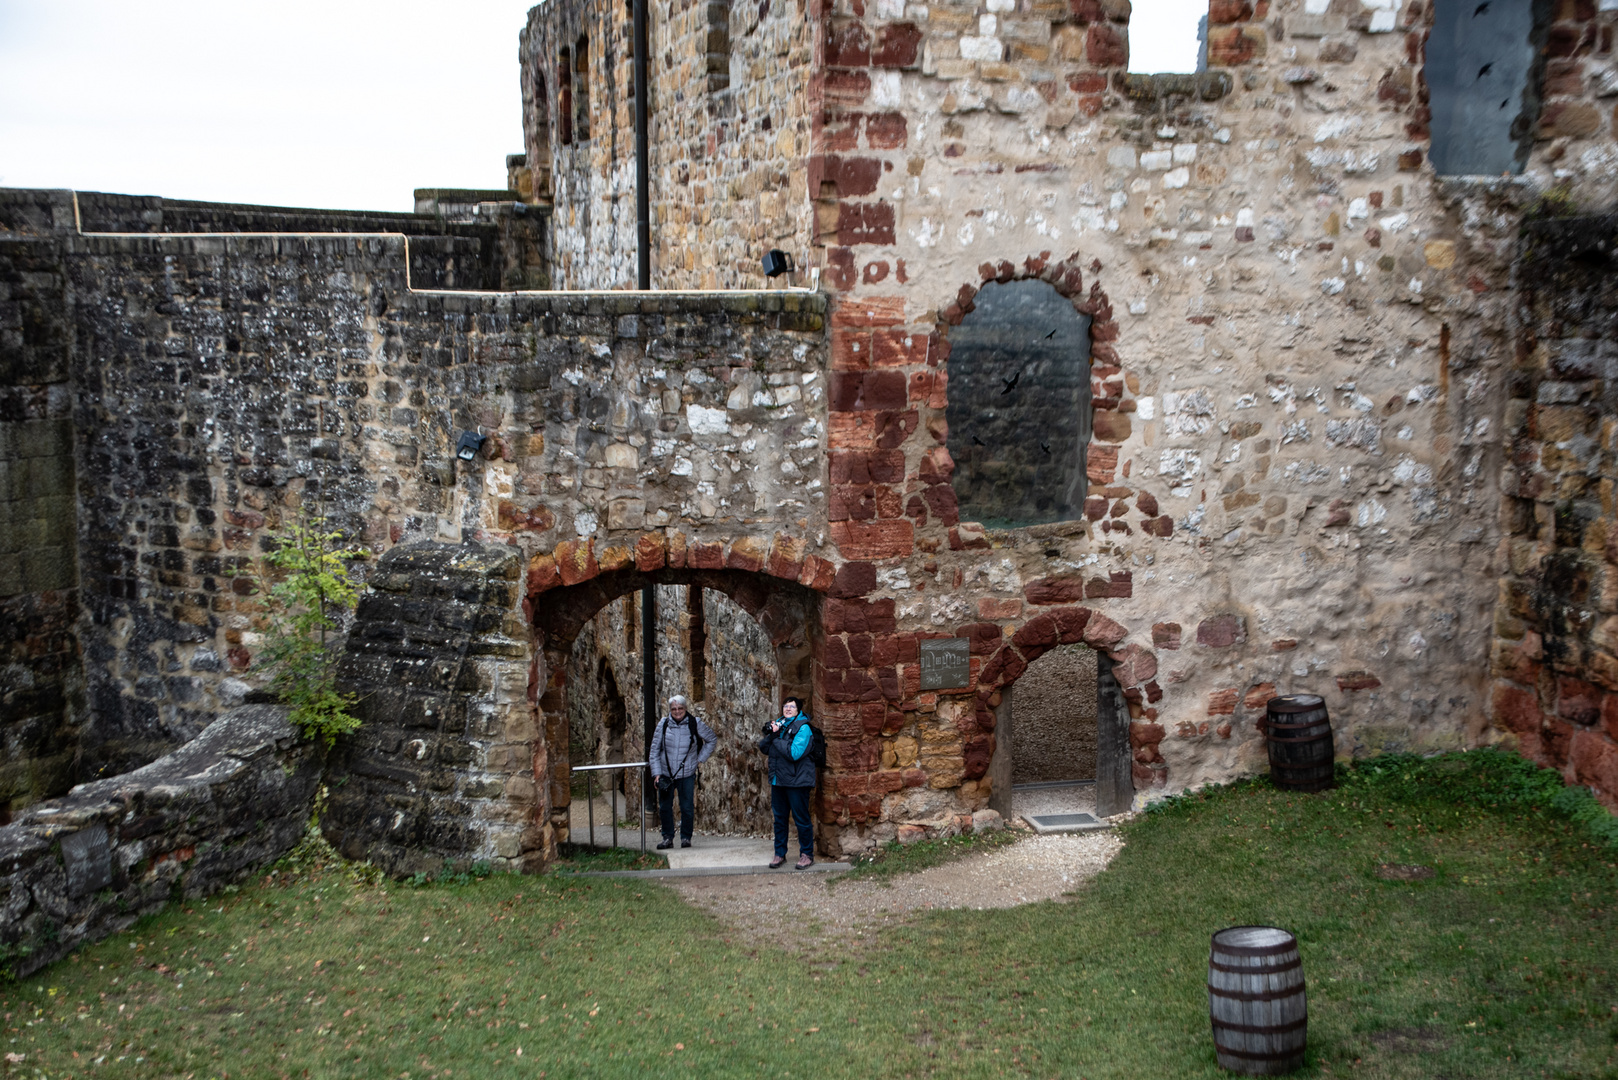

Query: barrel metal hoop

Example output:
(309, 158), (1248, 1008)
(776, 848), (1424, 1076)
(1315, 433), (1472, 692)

(1209, 1015), (1308, 1036)
(1208, 982), (1309, 1002)
(1210, 955), (1303, 975)
(1211, 940), (1298, 957)
(1214, 1040), (1308, 1062)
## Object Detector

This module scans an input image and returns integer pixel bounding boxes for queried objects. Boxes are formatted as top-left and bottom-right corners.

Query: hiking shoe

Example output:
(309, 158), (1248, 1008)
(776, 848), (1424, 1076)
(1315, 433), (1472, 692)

(769, 855), (786, 869)
(795, 854), (814, 870)
(680, 840), (691, 848)
(655, 839), (674, 850)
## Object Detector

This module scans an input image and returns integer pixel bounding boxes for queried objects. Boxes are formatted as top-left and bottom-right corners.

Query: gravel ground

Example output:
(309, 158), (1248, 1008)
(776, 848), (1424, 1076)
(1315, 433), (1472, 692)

(1009, 783), (1098, 820)
(671, 830), (1124, 955)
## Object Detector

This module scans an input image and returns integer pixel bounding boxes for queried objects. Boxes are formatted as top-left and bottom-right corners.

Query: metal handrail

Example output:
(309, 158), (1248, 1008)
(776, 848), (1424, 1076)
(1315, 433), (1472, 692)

(570, 761), (649, 853)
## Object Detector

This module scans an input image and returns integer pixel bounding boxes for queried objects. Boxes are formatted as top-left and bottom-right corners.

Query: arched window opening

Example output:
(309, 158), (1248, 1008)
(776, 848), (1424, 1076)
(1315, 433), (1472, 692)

(945, 279), (1092, 529)
(1126, 0), (1206, 74)
(557, 49), (574, 145)
(574, 34), (591, 142)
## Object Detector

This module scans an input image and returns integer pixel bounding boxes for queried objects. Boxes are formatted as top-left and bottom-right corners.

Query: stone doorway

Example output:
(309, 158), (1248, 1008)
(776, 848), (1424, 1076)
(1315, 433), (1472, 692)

(532, 568), (819, 847)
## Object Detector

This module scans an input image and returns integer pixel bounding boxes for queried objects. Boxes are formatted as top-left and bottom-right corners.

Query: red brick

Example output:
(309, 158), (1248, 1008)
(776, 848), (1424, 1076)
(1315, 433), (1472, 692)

(799, 554), (837, 591)
(826, 19), (871, 66)
(1336, 670), (1382, 692)
(963, 733), (994, 779)
(812, 154), (883, 198)
(1084, 612), (1127, 648)
(1145, 680), (1162, 703)
(1129, 721), (1166, 750)
(979, 597), (1022, 619)
(872, 22), (922, 67)
(1208, 688), (1239, 715)
(1092, 409), (1131, 443)
(1141, 515), (1174, 537)
(765, 534), (805, 580)
(1152, 622), (1181, 649)
(1243, 682), (1277, 710)
(980, 645), (1028, 688)
(1086, 571), (1133, 599)
(838, 201), (897, 246)
(959, 621), (1005, 655)
(822, 636), (854, 669)
(832, 331), (872, 371)
(825, 69), (872, 105)
(872, 329), (928, 367)
(527, 554), (561, 595)
(1136, 491), (1159, 517)
(688, 540), (725, 569)
(1024, 576), (1086, 605)
(948, 524), (990, 550)
(830, 370), (908, 412)
(1086, 444), (1118, 484)
(831, 296), (906, 328)
(1086, 23), (1127, 65)
(553, 539), (598, 586)
(1208, 0), (1253, 22)
(1110, 643), (1157, 686)
(1197, 614), (1247, 648)
(826, 246), (857, 291)
(633, 532), (667, 572)
(830, 560), (878, 598)
(864, 111), (907, 149)
(1207, 24), (1266, 65)
(831, 519), (914, 560)
(1070, 0), (1102, 20)
(846, 633), (873, 667)
(1051, 606), (1092, 643)
(922, 484), (960, 526)
(822, 667), (884, 702)
(1012, 614), (1060, 652)
(1084, 496), (1109, 521)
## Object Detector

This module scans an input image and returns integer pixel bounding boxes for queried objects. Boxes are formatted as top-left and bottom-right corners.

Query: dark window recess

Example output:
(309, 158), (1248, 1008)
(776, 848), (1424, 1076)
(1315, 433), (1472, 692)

(707, 0), (731, 91)
(1427, 0), (1551, 176)
(575, 35), (591, 141)
(945, 279), (1092, 529)
(558, 51), (573, 145)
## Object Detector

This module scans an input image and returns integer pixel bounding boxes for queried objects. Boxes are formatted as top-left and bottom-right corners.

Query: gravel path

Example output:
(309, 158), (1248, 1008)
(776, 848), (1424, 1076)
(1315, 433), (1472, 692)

(671, 831), (1124, 954)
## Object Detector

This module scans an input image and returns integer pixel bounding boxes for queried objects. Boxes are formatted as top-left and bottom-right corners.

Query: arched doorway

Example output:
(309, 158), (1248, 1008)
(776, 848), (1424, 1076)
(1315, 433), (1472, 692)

(532, 567), (818, 847)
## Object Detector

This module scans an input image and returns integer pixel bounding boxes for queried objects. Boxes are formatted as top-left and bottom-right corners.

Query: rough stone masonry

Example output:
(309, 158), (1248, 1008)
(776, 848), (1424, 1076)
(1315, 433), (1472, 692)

(2, 0), (1616, 896)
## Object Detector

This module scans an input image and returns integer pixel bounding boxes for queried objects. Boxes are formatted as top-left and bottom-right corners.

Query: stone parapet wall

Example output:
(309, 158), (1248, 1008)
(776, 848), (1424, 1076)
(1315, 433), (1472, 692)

(1491, 213), (1618, 809)
(0, 236), (84, 817)
(0, 705), (320, 979)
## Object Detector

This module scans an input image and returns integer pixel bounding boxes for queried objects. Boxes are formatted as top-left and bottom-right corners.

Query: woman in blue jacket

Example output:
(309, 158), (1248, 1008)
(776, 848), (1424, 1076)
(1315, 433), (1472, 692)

(758, 697), (816, 869)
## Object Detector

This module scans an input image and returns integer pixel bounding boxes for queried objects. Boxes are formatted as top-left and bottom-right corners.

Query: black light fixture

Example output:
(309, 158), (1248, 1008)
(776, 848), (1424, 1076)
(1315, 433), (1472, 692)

(456, 431), (486, 462)
(762, 249), (795, 278)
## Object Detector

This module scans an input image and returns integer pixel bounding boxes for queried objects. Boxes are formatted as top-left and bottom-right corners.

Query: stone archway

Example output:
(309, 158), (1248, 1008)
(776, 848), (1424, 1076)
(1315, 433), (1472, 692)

(529, 566), (821, 845)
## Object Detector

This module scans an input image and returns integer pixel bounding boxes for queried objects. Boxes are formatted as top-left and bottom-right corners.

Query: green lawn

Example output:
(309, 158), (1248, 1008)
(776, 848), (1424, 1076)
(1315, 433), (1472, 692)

(3, 750), (1613, 1080)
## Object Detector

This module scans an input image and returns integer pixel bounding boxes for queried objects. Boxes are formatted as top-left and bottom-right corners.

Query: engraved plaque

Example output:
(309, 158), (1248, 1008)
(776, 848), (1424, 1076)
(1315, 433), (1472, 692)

(919, 638), (971, 691)
(61, 823), (113, 898)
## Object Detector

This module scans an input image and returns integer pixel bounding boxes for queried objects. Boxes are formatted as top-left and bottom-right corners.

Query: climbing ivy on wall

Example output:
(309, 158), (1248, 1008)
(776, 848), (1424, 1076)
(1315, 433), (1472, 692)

(253, 514), (367, 747)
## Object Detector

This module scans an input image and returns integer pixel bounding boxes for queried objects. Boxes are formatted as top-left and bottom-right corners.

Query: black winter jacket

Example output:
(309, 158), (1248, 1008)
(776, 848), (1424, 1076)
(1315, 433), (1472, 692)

(757, 716), (817, 789)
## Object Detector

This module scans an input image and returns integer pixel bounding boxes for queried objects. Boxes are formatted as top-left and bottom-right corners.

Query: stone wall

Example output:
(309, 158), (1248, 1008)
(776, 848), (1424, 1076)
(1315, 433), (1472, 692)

(520, 0), (818, 289)
(324, 544), (539, 875)
(0, 236), (84, 818)
(1009, 643), (1098, 785)
(0, 705), (320, 980)
(1491, 213), (1618, 810)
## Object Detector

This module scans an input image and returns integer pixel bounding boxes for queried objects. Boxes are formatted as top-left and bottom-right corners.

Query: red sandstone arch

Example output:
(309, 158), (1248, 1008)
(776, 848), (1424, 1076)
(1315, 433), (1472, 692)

(524, 534), (829, 843)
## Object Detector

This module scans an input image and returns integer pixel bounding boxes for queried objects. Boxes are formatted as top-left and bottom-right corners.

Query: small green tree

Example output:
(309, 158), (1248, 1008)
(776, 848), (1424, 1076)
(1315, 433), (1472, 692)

(254, 512), (367, 747)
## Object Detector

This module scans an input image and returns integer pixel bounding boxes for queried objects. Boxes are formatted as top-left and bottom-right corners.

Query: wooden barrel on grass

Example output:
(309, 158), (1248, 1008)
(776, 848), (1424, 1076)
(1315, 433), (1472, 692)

(1208, 926), (1307, 1075)
(1264, 695), (1335, 792)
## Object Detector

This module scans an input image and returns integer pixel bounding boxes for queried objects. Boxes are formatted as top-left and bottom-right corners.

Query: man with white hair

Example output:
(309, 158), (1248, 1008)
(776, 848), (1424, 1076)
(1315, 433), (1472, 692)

(650, 695), (717, 849)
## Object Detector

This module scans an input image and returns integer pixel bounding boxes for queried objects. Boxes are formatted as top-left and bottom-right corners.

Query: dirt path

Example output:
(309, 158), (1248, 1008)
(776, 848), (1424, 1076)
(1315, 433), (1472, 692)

(670, 831), (1124, 954)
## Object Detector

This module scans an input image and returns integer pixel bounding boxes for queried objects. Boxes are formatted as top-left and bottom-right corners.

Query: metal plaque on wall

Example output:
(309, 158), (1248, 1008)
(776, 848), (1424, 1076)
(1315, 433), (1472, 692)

(61, 823), (113, 898)
(919, 638), (971, 690)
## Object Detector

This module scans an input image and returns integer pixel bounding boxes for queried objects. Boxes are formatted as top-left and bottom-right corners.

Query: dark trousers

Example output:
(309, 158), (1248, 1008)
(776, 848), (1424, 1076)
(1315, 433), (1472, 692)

(771, 784), (814, 858)
(658, 774), (696, 841)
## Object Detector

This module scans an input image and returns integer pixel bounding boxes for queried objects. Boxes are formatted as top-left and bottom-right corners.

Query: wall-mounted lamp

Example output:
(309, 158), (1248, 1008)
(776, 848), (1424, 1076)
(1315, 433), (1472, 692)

(456, 431), (487, 462)
(762, 250), (795, 278)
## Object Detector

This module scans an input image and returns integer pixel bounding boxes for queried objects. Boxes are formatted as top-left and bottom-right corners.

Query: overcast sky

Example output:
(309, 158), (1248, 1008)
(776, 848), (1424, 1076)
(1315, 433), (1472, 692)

(0, 0), (1204, 213)
(0, 1), (535, 212)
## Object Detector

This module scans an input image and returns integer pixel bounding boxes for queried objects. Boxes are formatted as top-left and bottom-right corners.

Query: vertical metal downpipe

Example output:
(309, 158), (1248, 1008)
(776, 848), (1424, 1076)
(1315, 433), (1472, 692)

(633, 0), (650, 289)
(641, 584), (656, 809)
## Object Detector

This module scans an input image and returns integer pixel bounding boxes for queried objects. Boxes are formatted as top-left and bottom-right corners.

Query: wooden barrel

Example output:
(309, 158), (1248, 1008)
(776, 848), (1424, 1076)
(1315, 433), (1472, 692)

(1208, 926), (1307, 1075)
(1265, 695), (1335, 793)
